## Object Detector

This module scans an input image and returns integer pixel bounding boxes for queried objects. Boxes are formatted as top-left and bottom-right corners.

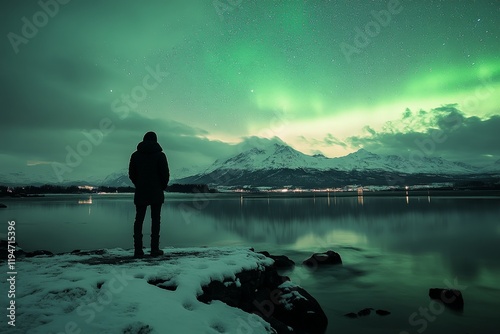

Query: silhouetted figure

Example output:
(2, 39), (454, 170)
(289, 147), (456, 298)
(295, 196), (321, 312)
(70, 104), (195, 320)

(129, 131), (170, 258)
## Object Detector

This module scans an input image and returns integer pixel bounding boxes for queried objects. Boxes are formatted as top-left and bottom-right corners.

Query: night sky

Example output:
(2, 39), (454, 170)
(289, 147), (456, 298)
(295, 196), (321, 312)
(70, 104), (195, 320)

(1, 0), (499, 183)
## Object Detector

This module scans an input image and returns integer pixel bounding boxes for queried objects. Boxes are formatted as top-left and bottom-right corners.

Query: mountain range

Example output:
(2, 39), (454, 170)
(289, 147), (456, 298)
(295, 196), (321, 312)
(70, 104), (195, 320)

(168, 141), (499, 188)
(2, 139), (499, 188)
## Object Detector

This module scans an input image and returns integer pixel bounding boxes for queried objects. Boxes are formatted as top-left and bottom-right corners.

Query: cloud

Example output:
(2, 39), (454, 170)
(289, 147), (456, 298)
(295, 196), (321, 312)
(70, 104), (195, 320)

(323, 133), (348, 148)
(346, 104), (500, 165)
(0, 110), (238, 183)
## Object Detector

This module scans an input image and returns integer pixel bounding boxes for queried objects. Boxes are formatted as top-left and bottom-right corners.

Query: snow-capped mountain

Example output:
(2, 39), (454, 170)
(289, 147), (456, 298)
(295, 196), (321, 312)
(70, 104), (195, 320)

(100, 169), (133, 187)
(99, 166), (205, 188)
(3, 139), (498, 188)
(480, 159), (500, 174)
(176, 141), (499, 187)
(330, 149), (479, 174)
(203, 143), (326, 173)
(199, 144), (479, 175)
(0, 170), (102, 187)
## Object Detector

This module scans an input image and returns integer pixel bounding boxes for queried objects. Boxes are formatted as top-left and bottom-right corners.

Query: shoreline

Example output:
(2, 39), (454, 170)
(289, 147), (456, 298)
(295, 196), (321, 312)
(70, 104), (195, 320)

(1, 188), (500, 199)
(0, 246), (329, 334)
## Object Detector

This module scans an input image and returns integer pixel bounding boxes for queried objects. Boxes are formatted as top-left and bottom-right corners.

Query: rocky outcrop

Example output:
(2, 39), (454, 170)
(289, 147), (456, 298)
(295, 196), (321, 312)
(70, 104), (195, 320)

(22, 249), (54, 257)
(376, 309), (391, 316)
(258, 251), (295, 270)
(303, 250), (342, 267)
(198, 263), (328, 333)
(344, 308), (391, 318)
(429, 288), (464, 310)
(0, 239), (55, 259)
(3, 244), (327, 333)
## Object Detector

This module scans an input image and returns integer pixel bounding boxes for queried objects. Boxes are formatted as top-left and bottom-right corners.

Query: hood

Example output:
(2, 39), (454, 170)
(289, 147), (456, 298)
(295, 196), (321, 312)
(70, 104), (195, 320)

(137, 140), (163, 153)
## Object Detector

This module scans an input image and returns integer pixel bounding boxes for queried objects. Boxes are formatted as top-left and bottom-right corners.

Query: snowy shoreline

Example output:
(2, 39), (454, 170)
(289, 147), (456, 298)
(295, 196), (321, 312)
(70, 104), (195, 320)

(1, 246), (327, 334)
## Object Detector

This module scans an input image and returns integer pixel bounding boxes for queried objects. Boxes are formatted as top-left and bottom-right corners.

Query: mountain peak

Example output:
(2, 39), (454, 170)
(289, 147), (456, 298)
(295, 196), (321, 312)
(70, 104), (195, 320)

(98, 138), (492, 187)
(356, 148), (372, 154)
(346, 148), (378, 159)
(237, 136), (286, 151)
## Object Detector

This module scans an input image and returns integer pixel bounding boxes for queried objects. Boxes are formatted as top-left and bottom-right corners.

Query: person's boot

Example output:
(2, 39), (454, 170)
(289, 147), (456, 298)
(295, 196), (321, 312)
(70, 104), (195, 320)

(150, 236), (164, 257)
(134, 235), (144, 258)
(150, 249), (164, 257)
(134, 248), (145, 258)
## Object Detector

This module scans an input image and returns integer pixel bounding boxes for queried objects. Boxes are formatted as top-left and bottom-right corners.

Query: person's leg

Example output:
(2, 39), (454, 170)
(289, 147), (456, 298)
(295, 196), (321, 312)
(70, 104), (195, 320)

(134, 205), (147, 257)
(150, 203), (163, 256)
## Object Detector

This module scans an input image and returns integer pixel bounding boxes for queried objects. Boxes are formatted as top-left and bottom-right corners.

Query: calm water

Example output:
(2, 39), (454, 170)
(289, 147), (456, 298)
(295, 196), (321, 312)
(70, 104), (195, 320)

(1, 192), (500, 334)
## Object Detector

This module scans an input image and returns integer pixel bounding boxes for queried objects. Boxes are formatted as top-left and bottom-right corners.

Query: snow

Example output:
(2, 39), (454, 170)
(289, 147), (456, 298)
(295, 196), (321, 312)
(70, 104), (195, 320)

(95, 139), (499, 186)
(277, 282), (307, 311)
(199, 141), (485, 176)
(1, 247), (276, 334)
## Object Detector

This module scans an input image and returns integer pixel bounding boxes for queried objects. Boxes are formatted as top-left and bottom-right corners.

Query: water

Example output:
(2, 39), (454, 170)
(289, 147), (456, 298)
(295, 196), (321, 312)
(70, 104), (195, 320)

(1, 192), (500, 333)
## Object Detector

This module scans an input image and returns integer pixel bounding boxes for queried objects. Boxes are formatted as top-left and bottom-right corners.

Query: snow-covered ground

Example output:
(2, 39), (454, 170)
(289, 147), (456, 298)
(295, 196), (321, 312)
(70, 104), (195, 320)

(2, 247), (277, 334)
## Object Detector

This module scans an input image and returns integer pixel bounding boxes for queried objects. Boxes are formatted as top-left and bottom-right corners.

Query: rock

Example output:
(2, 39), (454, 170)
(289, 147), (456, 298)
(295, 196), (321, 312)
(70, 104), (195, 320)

(270, 282), (328, 333)
(376, 309), (391, 316)
(258, 251), (295, 269)
(357, 307), (373, 316)
(199, 265), (328, 333)
(345, 308), (391, 318)
(147, 278), (177, 291)
(0, 239), (20, 260)
(303, 250), (342, 267)
(429, 288), (464, 310)
(0, 203), (7, 208)
(70, 249), (107, 256)
(25, 250), (54, 257)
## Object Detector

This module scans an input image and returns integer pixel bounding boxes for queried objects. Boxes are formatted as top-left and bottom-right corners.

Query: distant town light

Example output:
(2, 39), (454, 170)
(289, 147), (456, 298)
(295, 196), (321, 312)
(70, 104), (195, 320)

(78, 185), (95, 191)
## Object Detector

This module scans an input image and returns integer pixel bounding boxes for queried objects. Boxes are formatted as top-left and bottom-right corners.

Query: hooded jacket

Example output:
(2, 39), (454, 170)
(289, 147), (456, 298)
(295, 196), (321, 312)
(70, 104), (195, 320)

(129, 140), (170, 205)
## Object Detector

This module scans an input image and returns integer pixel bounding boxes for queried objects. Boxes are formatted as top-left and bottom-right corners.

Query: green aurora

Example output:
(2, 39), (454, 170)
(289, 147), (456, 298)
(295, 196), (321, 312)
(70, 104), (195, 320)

(0, 0), (499, 182)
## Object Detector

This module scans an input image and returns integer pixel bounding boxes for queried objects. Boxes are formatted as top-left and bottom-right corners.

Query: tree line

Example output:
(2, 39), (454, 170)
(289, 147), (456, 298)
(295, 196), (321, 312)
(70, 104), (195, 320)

(0, 183), (216, 197)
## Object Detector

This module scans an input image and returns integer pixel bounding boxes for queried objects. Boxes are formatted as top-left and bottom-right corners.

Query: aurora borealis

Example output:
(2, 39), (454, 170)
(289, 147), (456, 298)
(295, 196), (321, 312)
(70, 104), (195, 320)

(1, 0), (499, 183)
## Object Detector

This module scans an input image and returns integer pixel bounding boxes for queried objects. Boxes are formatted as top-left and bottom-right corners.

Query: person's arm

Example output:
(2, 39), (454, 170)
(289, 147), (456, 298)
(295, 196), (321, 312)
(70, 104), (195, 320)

(128, 154), (137, 186)
(159, 153), (170, 190)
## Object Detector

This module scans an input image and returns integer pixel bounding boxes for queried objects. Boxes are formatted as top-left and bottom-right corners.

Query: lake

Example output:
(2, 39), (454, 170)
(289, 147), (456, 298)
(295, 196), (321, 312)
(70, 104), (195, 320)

(1, 192), (500, 334)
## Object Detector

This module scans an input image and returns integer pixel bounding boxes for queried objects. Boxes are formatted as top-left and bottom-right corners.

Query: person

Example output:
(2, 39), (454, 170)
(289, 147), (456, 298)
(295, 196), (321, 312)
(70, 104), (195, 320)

(129, 131), (170, 258)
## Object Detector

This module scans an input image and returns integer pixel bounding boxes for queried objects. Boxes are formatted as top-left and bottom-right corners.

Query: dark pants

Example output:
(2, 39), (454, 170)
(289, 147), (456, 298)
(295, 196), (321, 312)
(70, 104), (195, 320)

(134, 203), (162, 250)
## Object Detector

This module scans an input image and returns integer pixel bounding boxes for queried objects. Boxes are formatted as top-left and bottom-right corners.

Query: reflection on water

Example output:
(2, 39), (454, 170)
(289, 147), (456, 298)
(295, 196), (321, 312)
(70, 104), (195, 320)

(77, 196), (93, 205)
(2, 193), (500, 276)
(1, 193), (500, 333)
(174, 193), (500, 281)
(78, 196), (93, 215)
